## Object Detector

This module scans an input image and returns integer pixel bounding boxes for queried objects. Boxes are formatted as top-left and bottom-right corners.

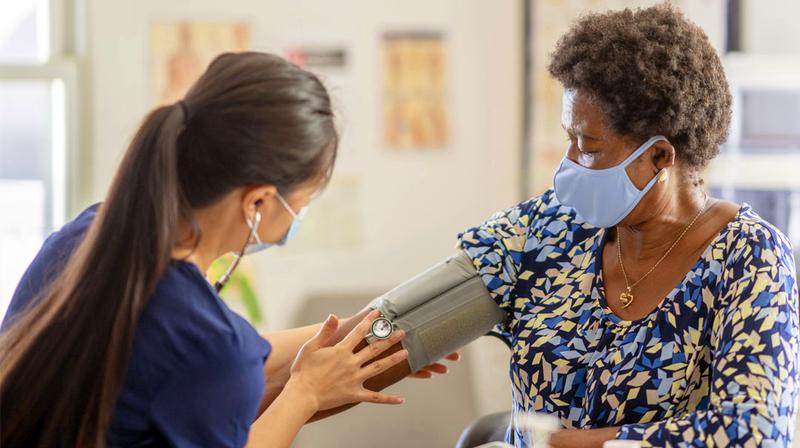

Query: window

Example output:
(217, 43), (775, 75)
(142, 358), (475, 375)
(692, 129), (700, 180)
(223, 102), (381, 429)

(710, 55), (800, 278)
(0, 0), (79, 319)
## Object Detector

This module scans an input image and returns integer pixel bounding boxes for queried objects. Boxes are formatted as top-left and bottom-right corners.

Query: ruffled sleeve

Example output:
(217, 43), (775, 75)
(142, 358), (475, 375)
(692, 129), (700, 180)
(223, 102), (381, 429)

(457, 191), (551, 338)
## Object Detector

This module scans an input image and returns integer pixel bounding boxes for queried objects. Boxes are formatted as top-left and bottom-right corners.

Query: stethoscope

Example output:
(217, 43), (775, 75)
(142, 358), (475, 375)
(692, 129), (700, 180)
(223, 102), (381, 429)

(213, 199), (263, 292)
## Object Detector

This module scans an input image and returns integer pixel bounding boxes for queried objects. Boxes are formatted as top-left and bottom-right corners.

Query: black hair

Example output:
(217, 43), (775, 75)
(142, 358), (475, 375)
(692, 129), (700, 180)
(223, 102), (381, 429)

(0, 51), (337, 446)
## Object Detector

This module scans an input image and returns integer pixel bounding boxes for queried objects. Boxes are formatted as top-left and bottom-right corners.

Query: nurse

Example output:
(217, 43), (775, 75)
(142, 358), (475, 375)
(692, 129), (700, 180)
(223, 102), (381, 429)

(0, 52), (442, 447)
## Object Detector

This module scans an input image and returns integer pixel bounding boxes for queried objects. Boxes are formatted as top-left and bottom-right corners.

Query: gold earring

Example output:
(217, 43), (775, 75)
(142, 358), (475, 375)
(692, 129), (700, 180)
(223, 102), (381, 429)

(659, 170), (668, 182)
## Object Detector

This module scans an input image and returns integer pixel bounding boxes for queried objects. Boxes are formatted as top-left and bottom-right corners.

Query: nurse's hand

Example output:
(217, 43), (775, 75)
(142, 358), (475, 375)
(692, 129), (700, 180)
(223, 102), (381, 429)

(287, 310), (409, 412)
(336, 308), (459, 379)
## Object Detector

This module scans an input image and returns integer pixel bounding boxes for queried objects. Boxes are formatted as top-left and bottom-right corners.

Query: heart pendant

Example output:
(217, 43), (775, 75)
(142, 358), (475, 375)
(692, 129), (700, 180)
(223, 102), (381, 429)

(619, 290), (634, 309)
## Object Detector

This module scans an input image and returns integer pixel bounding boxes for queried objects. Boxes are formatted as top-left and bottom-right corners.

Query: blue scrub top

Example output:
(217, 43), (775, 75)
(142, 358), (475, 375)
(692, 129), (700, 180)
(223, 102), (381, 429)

(2, 204), (272, 447)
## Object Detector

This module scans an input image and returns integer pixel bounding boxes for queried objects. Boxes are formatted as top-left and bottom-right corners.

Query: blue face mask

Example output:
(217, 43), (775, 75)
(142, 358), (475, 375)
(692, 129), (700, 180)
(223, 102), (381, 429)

(214, 194), (307, 292)
(244, 193), (307, 255)
(553, 135), (667, 228)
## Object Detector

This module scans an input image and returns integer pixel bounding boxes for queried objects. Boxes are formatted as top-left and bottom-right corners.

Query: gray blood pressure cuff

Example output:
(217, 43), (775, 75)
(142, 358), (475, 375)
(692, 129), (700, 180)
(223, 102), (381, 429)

(367, 251), (507, 373)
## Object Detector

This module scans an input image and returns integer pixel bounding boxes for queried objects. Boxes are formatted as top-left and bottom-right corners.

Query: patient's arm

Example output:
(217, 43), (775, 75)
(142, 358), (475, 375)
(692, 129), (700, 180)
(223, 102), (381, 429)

(259, 251), (503, 422)
(308, 344), (460, 421)
(257, 307), (373, 415)
(309, 340), (410, 422)
(257, 324), (461, 423)
(256, 307), (456, 418)
(310, 251), (503, 421)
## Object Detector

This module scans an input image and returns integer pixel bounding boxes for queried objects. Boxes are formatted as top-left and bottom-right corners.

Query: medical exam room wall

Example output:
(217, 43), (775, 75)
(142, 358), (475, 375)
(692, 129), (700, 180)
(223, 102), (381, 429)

(86, 0), (520, 446)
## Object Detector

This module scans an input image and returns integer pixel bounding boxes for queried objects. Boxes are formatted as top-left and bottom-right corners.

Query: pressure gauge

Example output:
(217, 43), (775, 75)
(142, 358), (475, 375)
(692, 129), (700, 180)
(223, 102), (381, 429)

(366, 316), (395, 343)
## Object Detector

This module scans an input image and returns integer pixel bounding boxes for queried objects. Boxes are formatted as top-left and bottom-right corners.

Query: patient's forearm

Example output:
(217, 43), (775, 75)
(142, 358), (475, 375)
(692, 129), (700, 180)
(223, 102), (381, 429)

(257, 308), (373, 414)
(260, 250), (502, 423)
(309, 340), (410, 422)
(310, 251), (504, 422)
(258, 333), (410, 424)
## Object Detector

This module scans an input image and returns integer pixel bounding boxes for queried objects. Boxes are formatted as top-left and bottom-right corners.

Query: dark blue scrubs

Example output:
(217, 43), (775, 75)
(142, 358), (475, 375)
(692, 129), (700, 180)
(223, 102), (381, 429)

(2, 205), (272, 447)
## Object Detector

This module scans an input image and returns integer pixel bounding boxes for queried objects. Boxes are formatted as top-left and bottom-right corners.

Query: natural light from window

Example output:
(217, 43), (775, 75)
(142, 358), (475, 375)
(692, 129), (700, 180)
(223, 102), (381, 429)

(0, 0), (66, 320)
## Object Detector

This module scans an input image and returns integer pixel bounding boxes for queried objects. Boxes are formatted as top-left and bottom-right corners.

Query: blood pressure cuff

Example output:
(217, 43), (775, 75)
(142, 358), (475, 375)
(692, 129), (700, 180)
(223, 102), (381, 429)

(369, 251), (507, 373)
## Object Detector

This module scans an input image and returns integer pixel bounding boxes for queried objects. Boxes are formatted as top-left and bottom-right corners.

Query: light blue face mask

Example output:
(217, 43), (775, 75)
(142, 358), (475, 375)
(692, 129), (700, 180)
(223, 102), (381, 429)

(215, 193), (307, 292)
(553, 135), (667, 228)
(244, 193), (307, 255)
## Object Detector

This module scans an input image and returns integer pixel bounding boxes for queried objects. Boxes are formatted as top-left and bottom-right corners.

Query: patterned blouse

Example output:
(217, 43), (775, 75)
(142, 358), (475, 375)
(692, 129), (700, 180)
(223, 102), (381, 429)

(458, 189), (799, 447)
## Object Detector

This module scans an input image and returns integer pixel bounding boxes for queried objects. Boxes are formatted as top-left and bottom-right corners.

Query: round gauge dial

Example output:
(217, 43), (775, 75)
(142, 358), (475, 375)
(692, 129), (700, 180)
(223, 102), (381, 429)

(371, 317), (394, 340)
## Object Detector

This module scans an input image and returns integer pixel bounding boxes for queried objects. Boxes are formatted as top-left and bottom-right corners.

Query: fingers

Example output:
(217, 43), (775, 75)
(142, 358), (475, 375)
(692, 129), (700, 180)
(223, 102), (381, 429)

(408, 370), (433, 379)
(420, 362), (449, 375)
(444, 352), (461, 361)
(359, 348), (409, 380)
(357, 389), (405, 405)
(330, 307), (374, 345)
(304, 314), (339, 350)
(408, 354), (459, 379)
(407, 363), (447, 379)
(338, 309), (380, 350)
(354, 329), (405, 365)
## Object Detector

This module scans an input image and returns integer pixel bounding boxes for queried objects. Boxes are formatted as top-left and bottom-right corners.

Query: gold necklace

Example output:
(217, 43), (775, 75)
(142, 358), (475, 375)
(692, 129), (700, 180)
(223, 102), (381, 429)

(616, 197), (709, 309)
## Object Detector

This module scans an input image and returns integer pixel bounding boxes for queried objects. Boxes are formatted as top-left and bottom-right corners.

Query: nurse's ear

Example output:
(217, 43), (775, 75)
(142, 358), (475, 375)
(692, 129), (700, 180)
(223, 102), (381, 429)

(241, 185), (278, 219)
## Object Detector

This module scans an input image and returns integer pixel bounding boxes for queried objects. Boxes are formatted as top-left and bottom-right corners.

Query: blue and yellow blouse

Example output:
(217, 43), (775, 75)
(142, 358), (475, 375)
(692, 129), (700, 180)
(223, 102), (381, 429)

(459, 189), (799, 447)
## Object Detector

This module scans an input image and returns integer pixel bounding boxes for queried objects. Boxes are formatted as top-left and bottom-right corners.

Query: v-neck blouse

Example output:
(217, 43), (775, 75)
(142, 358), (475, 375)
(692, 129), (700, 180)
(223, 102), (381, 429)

(458, 189), (799, 447)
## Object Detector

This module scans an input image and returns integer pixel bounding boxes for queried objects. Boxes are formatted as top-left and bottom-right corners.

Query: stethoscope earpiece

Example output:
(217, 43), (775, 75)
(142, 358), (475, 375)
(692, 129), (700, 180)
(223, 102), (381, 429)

(217, 200), (264, 293)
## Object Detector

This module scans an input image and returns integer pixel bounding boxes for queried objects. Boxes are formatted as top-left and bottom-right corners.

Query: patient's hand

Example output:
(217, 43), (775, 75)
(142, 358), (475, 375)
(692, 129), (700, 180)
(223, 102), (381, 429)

(408, 352), (461, 379)
(548, 427), (620, 448)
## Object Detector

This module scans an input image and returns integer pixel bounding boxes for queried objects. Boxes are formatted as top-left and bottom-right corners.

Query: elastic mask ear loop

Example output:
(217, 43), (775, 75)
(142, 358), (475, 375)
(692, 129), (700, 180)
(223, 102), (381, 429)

(620, 135), (668, 169)
(215, 200), (263, 292)
(275, 192), (299, 218)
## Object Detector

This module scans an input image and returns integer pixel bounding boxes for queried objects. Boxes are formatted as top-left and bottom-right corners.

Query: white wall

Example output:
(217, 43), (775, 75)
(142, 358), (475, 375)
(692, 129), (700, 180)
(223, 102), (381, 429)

(741, 0), (800, 53)
(85, 0), (521, 446)
(85, 0), (521, 327)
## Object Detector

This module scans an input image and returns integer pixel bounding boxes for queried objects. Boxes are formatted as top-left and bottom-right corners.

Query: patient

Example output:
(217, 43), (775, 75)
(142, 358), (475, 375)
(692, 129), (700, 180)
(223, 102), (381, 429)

(458, 5), (799, 447)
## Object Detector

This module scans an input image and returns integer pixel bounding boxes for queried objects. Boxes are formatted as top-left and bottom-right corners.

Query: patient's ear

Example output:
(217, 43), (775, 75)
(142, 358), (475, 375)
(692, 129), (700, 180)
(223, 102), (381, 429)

(650, 140), (676, 172)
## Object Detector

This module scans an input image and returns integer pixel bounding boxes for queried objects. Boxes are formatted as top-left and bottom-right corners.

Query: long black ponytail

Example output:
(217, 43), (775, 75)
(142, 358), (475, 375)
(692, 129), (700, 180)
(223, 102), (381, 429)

(0, 52), (337, 446)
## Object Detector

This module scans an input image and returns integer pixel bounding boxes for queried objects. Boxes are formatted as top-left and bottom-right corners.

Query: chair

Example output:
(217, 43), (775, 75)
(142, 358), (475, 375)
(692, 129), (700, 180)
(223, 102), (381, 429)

(456, 410), (512, 448)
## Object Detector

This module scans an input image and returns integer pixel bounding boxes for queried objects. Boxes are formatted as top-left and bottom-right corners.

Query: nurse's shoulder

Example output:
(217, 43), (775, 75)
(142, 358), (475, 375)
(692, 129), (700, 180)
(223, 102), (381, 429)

(3, 204), (100, 328)
(114, 259), (271, 445)
(130, 259), (271, 385)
